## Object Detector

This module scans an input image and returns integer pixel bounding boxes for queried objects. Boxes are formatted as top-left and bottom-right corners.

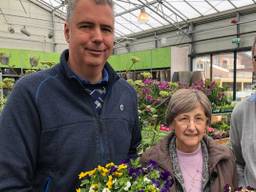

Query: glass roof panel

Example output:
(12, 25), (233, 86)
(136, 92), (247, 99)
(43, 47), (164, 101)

(37, 0), (256, 38)
(187, 1), (217, 15)
(231, 0), (254, 7)
(210, 0), (236, 12)
(167, 1), (201, 19)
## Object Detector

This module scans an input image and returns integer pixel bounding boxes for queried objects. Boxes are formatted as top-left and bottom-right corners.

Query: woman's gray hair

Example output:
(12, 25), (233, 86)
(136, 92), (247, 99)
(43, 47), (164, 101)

(66, 0), (114, 22)
(165, 88), (212, 126)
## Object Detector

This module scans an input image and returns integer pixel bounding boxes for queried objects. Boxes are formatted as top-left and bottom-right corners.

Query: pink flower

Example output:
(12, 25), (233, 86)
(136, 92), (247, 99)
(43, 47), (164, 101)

(142, 88), (150, 95)
(158, 81), (169, 90)
(143, 79), (153, 85)
(160, 124), (172, 132)
(145, 95), (153, 102)
(208, 127), (215, 133)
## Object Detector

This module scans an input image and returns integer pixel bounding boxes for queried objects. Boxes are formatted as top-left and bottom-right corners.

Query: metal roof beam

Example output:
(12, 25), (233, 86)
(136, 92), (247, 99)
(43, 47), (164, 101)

(183, 0), (203, 16)
(0, 8), (9, 24)
(204, 0), (219, 13)
(115, 21), (134, 34)
(158, 0), (188, 24)
(115, 0), (141, 6)
(114, 3), (152, 30)
(164, 0), (189, 20)
(119, 15), (145, 31)
(137, 0), (190, 37)
(226, 0), (237, 9)
(27, 0), (66, 19)
(115, 0), (159, 17)
(18, 0), (28, 14)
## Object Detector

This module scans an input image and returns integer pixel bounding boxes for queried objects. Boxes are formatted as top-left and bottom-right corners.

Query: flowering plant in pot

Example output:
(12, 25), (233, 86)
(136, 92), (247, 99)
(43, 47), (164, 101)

(76, 158), (173, 192)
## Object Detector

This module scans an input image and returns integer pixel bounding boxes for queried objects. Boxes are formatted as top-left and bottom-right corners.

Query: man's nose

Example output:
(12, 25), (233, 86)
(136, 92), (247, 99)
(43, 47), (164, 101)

(92, 27), (103, 42)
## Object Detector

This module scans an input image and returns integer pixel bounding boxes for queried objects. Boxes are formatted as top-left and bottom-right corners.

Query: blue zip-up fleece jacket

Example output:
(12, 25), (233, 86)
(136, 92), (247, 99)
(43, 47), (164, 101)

(0, 50), (141, 192)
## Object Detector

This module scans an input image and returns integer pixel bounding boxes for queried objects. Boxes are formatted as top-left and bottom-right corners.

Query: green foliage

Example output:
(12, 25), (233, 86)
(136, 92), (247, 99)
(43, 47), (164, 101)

(211, 121), (230, 132)
(0, 97), (7, 112)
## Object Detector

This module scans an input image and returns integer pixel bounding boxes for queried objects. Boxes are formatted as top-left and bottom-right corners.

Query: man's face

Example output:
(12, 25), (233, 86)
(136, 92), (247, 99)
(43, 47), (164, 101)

(64, 0), (114, 79)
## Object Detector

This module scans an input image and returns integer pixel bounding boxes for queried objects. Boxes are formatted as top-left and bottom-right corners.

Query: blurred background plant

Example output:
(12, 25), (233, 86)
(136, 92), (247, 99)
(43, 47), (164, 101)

(127, 72), (179, 128)
(190, 79), (233, 112)
(0, 97), (7, 112)
(128, 73), (233, 152)
(0, 70), (234, 151)
(0, 78), (15, 113)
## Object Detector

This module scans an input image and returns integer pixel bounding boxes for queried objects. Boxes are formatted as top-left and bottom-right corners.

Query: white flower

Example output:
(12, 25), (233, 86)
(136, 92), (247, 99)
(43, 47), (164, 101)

(124, 181), (131, 191)
(89, 186), (96, 192)
(102, 188), (111, 192)
(143, 177), (151, 183)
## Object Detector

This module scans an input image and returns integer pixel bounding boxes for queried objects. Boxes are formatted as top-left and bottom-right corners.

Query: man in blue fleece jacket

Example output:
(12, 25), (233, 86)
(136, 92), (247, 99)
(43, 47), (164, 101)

(0, 0), (141, 191)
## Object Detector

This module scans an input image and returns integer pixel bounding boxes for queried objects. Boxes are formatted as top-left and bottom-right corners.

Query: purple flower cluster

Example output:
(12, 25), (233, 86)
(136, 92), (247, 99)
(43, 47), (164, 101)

(124, 159), (174, 192)
(191, 79), (230, 107)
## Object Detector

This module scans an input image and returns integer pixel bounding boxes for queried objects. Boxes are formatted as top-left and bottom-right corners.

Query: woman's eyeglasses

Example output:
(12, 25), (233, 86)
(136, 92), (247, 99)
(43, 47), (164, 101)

(175, 116), (207, 126)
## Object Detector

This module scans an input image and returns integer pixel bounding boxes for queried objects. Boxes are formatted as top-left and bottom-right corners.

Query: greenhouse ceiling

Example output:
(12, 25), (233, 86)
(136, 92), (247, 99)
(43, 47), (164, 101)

(39, 0), (256, 38)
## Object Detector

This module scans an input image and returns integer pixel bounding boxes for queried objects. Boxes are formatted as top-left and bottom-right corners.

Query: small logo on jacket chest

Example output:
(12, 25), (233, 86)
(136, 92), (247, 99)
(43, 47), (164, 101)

(120, 104), (124, 111)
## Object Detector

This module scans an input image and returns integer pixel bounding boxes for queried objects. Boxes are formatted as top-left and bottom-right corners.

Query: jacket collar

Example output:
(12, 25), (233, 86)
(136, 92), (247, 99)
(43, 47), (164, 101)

(141, 132), (233, 174)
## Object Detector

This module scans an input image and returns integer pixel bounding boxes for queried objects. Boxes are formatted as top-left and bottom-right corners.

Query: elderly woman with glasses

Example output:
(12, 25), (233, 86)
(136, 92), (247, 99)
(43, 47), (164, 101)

(141, 88), (237, 192)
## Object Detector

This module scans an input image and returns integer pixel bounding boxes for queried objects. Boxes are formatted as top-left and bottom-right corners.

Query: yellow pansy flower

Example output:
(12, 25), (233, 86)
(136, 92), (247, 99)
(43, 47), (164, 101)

(117, 164), (127, 171)
(79, 169), (96, 179)
(106, 162), (115, 168)
(106, 175), (113, 189)
(113, 171), (123, 177)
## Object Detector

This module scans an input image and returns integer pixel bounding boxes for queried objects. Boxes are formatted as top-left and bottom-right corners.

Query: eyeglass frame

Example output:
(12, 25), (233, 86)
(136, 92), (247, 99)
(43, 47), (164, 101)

(174, 115), (208, 127)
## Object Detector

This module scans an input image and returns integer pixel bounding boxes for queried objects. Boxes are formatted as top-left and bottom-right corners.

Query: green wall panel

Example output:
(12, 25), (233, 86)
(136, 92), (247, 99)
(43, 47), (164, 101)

(0, 47), (171, 71)
(108, 47), (171, 71)
(0, 48), (60, 69)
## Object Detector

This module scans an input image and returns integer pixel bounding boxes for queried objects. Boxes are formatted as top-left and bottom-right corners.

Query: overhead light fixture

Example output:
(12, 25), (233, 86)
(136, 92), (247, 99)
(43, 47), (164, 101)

(20, 26), (31, 36)
(137, 8), (150, 23)
(8, 26), (15, 34)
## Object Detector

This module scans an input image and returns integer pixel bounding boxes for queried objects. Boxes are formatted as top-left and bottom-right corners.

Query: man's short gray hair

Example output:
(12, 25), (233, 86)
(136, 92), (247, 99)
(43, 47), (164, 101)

(165, 88), (212, 126)
(66, 0), (114, 22)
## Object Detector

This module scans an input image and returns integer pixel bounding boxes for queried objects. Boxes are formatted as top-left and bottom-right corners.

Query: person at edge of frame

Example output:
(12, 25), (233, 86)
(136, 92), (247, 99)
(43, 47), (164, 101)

(230, 37), (256, 188)
(0, 0), (141, 191)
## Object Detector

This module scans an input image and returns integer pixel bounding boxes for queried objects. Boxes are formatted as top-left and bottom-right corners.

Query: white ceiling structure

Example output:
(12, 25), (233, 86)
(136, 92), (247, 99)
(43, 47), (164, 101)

(16, 0), (256, 38)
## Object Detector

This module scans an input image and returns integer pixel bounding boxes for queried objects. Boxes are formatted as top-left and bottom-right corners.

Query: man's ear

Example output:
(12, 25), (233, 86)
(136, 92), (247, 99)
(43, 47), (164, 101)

(64, 21), (70, 43)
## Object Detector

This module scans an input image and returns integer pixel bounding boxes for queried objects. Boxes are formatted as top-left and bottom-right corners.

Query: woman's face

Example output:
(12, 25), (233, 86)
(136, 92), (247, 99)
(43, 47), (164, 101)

(171, 104), (208, 153)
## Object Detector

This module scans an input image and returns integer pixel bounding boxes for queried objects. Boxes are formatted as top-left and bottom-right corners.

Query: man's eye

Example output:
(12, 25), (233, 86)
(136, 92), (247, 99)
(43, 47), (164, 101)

(102, 27), (113, 33)
(81, 25), (90, 28)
